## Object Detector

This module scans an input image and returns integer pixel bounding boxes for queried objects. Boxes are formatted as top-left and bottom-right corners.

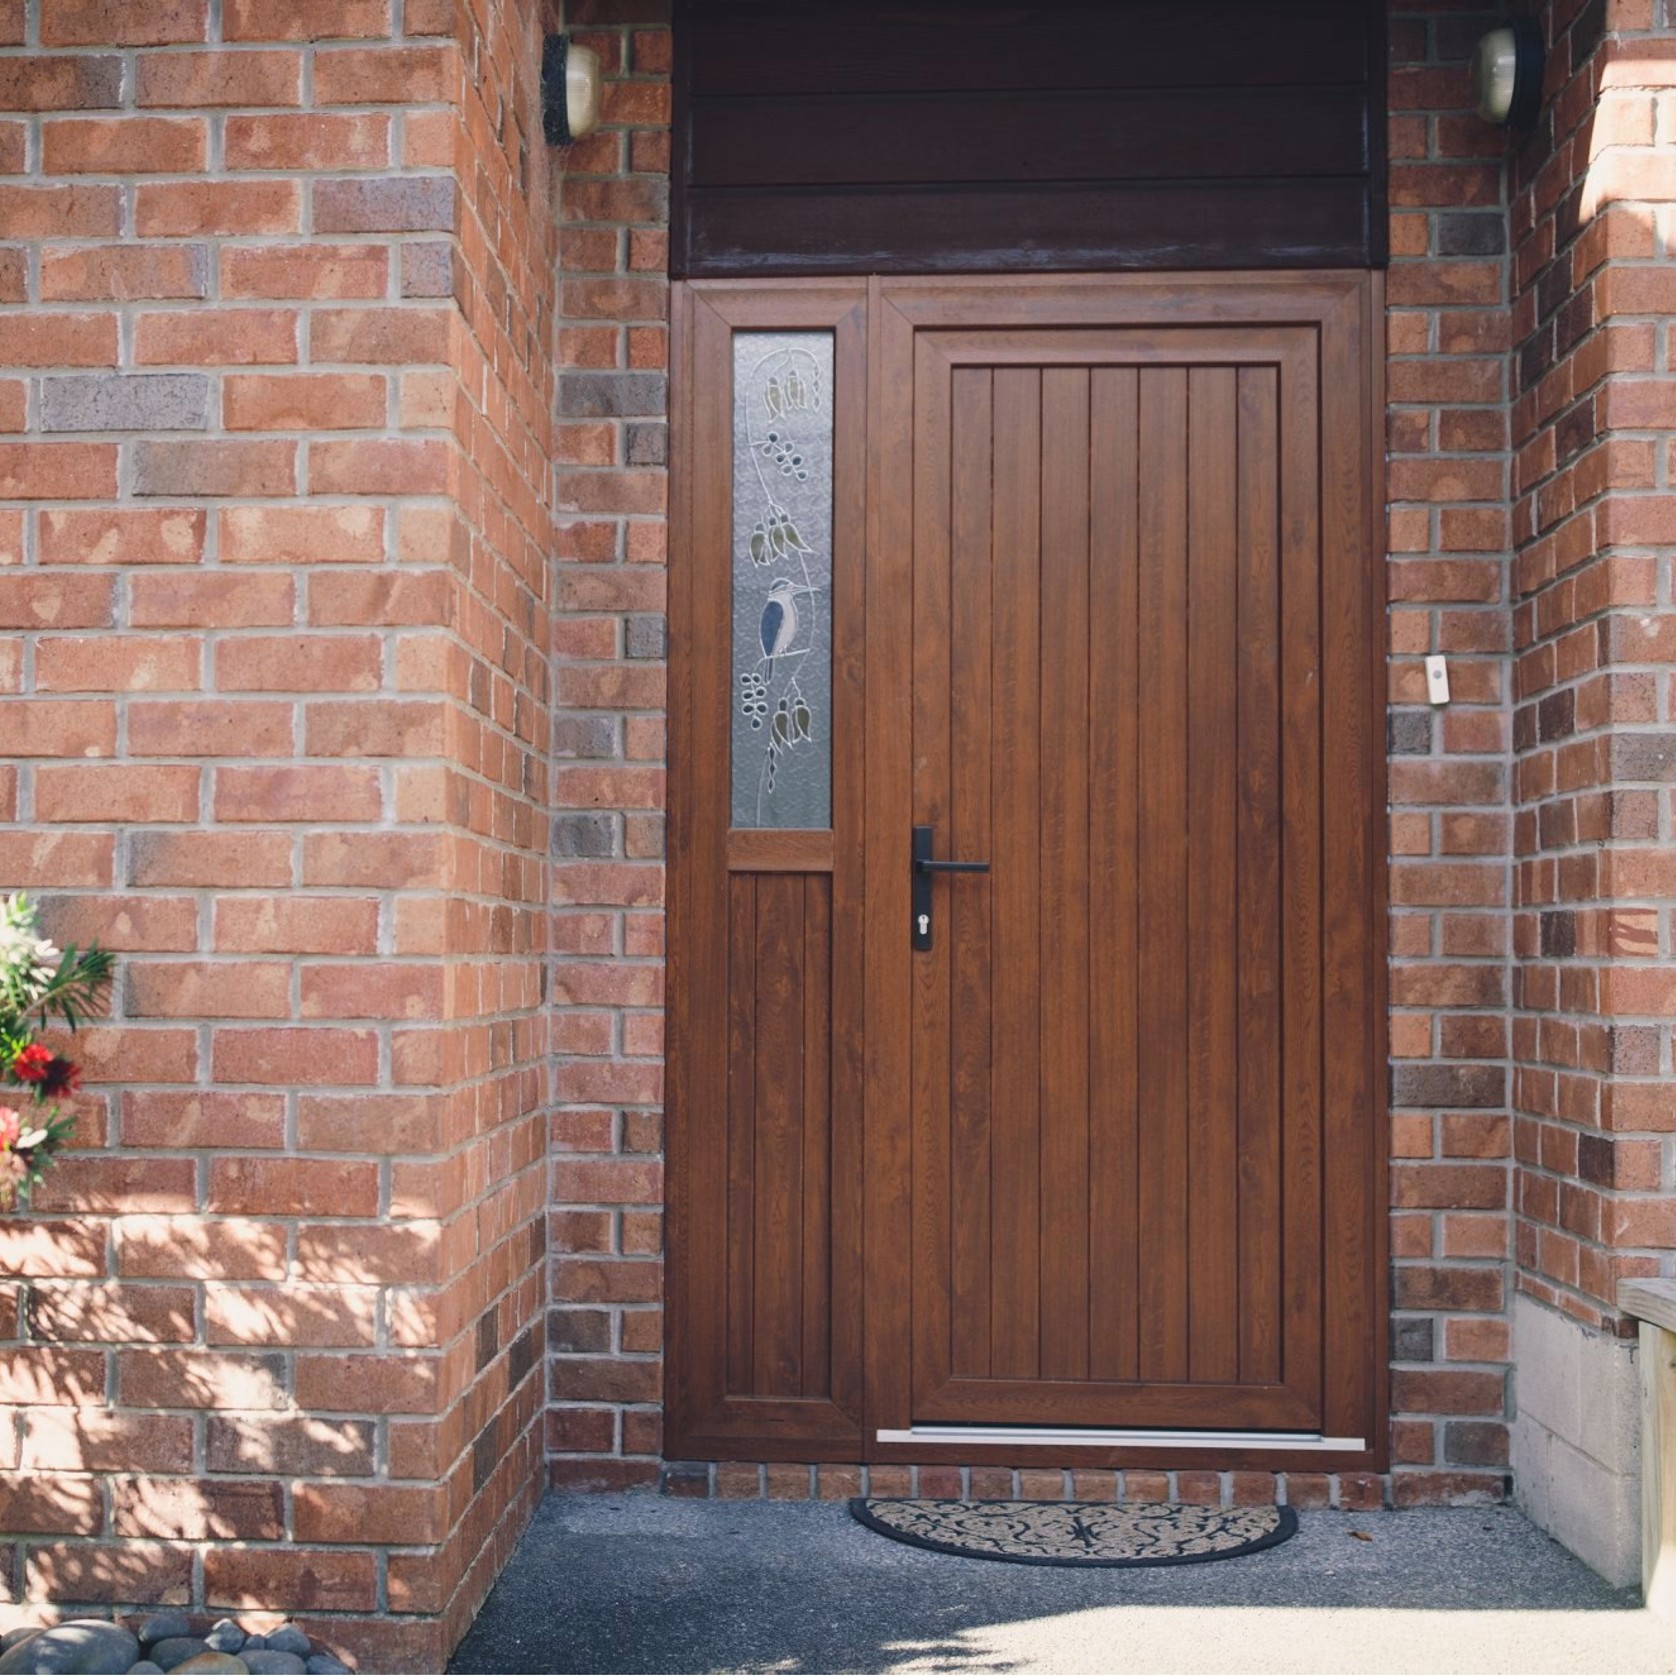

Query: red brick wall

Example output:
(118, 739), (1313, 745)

(1510, 0), (1676, 1330)
(1384, 2), (1517, 1502)
(546, 0), (671, 1491)
(0, 0), (554, 1664)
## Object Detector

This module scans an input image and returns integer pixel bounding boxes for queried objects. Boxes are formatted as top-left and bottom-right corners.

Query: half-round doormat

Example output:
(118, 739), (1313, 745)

(849, 1498), (1298, 1568)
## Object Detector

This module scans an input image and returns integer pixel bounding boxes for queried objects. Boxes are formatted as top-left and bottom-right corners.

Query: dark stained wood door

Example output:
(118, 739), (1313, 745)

(912, 324), (1320, 1430)
(669, 273), (1385, 1467)
(866, 276), (1384, 1455)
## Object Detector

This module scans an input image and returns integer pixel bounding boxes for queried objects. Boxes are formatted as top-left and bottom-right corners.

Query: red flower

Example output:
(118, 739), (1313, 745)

(40, 1056), (80, 1099)
(11, 1044), (51, 1083)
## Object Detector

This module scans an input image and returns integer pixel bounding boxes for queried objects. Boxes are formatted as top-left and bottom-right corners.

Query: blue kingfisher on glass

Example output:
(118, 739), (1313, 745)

(758, 578), (817, 679)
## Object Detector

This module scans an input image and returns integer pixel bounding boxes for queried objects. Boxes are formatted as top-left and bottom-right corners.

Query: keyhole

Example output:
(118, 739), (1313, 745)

(917, 913), (930, 936)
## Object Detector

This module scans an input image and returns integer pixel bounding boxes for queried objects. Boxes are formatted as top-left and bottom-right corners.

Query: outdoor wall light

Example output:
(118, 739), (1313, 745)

(1471, 19), (1544, 128)
(542, 34), (602, 145)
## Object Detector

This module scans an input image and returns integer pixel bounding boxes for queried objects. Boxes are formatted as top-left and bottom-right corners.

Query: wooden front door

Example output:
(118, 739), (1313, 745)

(670, 274), (1385, 1467)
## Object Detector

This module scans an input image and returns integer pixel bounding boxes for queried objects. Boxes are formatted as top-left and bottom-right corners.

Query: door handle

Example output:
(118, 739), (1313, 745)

(912, 824), (989, 951)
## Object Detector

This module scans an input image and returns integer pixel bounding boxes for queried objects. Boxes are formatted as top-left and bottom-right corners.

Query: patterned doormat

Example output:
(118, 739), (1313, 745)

(849, 1498), (1299, 1567)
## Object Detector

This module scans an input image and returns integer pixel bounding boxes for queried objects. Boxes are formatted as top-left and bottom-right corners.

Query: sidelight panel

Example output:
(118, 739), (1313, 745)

(731, 331), (835, 829)
(668, 284), (866, 1464)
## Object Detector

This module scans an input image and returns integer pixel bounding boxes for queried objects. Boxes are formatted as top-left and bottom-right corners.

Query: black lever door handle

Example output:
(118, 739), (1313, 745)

(912, 825), (988, 950)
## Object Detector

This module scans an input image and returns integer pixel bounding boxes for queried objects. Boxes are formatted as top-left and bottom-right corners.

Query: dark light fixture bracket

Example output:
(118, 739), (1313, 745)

(542, 33), (604, 147)
(542, 34), (573, 146)
(1473, 17), (1544, 129)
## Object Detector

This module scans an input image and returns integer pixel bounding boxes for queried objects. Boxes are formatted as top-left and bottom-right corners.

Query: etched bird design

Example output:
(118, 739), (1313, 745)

(758, 578), (815, 679)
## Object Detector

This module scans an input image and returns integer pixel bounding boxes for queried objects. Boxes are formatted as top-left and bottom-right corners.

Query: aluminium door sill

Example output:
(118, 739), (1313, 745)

(876, 1425), (1367, 1452)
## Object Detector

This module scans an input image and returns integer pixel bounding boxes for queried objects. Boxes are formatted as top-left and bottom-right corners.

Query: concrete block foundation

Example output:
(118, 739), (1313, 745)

(1512, 1293), (1641, 1588)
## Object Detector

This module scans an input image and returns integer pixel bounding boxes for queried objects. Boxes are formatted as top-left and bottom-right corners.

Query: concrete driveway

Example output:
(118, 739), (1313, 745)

(448, 1494), (1668, 1674)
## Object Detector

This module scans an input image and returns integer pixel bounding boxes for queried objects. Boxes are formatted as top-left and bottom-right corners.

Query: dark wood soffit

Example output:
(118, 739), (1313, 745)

(672, 0), (1389, 278)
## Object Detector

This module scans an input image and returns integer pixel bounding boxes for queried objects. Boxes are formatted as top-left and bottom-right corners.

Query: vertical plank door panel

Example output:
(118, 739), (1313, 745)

(1136, 365), (1191, 1388)
(1087, 365), (1142, 1387)
(1038, 366), (1093, 1384)
(800, 873), (834, 1400)
(1186, 365), (1240, 1387)
(751, 872), (806, 1397)
(988, 366), (1044, 1383)
(726, 874), (758, 1396)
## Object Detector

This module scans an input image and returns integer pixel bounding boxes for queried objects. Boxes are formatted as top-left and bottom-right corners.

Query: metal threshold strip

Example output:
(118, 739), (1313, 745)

(876, 1426), (1367, 1452)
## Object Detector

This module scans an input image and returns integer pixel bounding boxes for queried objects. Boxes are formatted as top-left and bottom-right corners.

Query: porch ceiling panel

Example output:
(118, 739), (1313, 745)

(672, 0), (1388, 277)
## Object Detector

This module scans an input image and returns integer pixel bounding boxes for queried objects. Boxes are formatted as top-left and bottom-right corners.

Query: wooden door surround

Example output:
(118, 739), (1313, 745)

(667, 274), (1387, 1473)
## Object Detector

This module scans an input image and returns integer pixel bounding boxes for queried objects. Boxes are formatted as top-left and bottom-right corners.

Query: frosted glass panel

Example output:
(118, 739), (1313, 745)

(731, 331), (834, 829)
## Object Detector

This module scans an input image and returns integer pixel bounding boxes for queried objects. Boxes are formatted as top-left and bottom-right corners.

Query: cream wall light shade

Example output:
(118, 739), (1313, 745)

(1471, 19), (1543, 128)
(542, 35), (602, 145)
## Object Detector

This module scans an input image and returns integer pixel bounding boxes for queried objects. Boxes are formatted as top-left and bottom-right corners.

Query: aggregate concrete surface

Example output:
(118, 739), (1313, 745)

(448, 1495), (1669, 1674)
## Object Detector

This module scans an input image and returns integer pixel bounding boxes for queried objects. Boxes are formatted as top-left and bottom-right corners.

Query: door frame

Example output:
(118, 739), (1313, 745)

(668, 270), (1390, 1472)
